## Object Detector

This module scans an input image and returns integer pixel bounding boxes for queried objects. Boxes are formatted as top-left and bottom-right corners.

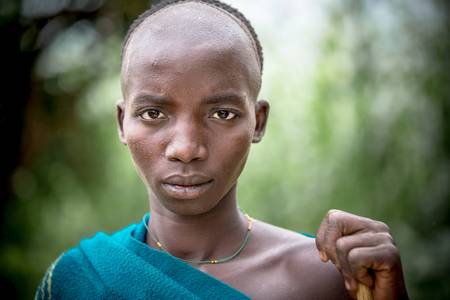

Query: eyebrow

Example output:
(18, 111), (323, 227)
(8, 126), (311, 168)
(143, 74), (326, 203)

(203, 93), (247, 106)
(130, 94), (171, 107)
(130, 92), (247, 107)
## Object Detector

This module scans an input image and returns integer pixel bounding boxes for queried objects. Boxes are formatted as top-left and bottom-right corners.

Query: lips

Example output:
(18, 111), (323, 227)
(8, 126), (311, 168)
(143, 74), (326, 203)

(161, 175), (213, 199)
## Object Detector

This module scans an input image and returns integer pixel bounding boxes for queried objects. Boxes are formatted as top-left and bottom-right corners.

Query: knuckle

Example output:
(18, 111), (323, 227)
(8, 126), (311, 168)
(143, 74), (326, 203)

(326, 209), (342, 223)
(377, 231), (395, 244)
(327, 209), (342, 216)
(385, 243), (399, 257)
(335, 237), (347, 253)
(381, 244), (400, 269)
(373, 220), (390, 232)
(347, 247), (361, 265)
(335, 239), (351, 271)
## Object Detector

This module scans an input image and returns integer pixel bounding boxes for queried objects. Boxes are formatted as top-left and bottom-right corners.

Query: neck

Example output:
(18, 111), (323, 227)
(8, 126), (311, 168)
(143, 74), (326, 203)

(146, 185), (248, 263)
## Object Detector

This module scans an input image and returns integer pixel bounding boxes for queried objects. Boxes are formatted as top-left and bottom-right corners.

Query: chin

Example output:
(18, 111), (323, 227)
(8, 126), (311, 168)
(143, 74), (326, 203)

(149, 180), (237, 216)
(152, 191), (223, 217)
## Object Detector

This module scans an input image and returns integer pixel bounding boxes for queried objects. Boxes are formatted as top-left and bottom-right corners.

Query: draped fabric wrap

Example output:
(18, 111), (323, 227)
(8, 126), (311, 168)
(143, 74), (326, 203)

(35, 214), (250, 300)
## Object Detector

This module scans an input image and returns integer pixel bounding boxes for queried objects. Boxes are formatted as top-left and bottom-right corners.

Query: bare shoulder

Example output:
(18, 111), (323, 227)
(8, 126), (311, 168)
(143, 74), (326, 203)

(247, 219), (352, 299)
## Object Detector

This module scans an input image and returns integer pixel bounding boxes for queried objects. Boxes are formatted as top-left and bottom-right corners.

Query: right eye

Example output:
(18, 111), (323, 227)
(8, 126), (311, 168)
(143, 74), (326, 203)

(139, 109), (166, 120)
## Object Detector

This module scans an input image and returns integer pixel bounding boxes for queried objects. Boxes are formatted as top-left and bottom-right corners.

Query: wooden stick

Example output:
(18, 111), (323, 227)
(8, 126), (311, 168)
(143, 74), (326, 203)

(357, 283), (373, 300)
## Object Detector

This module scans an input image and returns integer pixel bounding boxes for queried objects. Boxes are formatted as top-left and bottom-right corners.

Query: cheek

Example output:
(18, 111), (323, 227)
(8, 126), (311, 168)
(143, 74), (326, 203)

(231, 131), (253, 159)
(213, 126), (253, 177)
(229, 118), (255, 162)
(124, 122), (165, 183)
(128, 137), (153, 166)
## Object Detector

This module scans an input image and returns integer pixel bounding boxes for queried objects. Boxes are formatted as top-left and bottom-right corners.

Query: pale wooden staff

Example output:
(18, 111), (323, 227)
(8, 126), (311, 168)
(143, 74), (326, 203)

(357, 284), (373, 300)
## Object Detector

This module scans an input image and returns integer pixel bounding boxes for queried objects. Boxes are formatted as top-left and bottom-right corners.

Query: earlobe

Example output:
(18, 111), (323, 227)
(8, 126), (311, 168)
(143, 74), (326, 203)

(116, 99), (127, 145)
(252, 100), (270, 143)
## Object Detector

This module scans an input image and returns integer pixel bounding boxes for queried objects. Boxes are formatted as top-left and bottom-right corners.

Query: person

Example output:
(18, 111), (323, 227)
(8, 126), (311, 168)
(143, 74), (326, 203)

(36, 0), (409, 299)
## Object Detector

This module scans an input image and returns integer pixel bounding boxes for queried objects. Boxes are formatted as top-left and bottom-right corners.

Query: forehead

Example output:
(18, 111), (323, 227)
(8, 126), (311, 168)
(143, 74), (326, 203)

(121, 2), (260, 98)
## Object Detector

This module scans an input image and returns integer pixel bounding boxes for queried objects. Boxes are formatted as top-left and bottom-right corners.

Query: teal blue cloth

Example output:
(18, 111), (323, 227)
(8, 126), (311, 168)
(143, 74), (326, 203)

(35, 214), (250, 299)
(301, 232), (316, 238)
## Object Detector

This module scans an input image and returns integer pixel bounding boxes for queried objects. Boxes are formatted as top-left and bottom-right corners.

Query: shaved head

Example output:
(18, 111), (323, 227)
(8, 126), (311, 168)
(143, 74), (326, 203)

(121, 1), (262, 99)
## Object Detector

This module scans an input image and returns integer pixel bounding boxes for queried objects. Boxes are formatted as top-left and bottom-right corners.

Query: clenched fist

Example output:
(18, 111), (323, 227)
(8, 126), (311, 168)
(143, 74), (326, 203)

(316, 210), (409, 300)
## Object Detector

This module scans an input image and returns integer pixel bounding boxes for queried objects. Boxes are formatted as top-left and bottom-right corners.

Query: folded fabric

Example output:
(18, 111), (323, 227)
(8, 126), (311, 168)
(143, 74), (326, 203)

(35, 214), (250, 299)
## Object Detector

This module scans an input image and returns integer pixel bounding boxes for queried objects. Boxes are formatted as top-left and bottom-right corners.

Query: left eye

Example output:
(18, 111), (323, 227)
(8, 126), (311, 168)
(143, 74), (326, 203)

(140, 109), (166, 120)
(212, 110), (237, 120)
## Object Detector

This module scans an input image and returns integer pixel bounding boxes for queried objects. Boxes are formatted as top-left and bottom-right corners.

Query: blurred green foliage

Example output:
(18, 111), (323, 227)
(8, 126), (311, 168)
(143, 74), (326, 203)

(1, 0), (449, 299)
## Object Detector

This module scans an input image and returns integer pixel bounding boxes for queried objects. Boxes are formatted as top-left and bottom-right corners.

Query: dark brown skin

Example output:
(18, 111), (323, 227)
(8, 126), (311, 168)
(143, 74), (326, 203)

(316, 210), (409, 299)
(116, 2), (408, 299)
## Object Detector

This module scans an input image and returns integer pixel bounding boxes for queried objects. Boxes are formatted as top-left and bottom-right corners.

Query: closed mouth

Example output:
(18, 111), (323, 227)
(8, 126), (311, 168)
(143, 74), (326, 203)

(161, 175), (213, 199)
(163, 174), (212, 186)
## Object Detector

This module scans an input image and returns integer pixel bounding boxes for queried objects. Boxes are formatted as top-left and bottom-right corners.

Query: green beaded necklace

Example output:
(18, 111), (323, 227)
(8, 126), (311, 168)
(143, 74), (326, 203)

(142, 213), (253, 265)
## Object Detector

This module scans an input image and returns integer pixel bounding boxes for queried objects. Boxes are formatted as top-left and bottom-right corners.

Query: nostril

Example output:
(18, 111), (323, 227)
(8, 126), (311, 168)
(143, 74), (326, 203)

(165, 143), (207, 163)
(165, 126), (208, 163)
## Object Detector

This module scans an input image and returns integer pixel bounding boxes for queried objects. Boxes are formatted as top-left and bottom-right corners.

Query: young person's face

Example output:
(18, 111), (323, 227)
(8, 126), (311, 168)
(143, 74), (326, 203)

(117, 3), (269, 215)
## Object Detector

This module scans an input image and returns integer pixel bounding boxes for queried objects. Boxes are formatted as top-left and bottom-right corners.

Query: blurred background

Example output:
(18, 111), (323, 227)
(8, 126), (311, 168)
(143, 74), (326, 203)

(0, 0), (448, 298)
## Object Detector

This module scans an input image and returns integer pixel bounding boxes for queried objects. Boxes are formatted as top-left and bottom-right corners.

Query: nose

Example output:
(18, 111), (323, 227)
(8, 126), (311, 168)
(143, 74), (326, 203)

(165, 119), (208, 163)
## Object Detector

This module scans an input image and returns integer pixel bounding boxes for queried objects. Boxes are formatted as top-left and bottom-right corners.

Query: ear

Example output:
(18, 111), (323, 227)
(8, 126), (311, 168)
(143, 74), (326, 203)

(116, 99), (127, 145)
(252, 100), (270, 143)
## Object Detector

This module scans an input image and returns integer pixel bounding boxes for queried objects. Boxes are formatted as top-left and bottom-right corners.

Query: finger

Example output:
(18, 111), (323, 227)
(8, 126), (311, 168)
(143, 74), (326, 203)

(347, 244), (400, 289)
(316, 210), (390, 265)
(337, 232), (394, 297)
(336, 232), (394, 280)
(316, 209), (364, 264)
(316, 209), (343, 262)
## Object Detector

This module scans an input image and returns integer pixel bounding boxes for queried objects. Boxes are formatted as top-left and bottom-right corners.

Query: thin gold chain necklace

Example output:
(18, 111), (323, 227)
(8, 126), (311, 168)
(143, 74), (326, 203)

(142, 214), (253, 265)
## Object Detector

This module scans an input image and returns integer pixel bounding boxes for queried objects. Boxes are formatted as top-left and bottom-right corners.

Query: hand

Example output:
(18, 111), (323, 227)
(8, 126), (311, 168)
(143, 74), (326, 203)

(316, 209), (409, 300)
